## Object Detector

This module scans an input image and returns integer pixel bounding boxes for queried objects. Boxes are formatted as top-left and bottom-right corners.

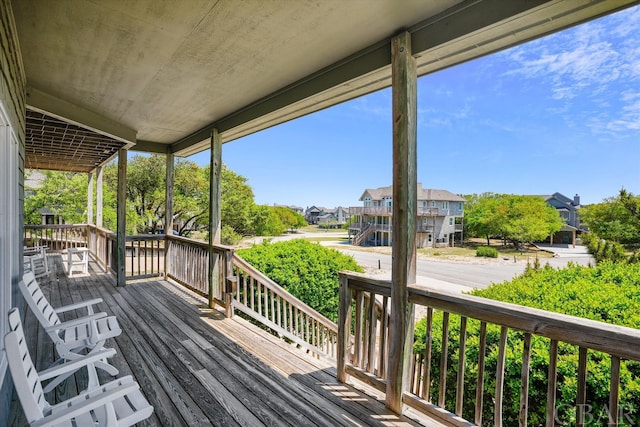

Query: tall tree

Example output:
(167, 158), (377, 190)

(465, 193), (563, 249)
(24, 171), (88, 224)
(220, 164), (255, 236)
(464, 193), (509, 245)
(502, 195), (564, 250)
(125, 155), (166, 233)
(581, 189), (640, 244)
(272, 206), (307, 232)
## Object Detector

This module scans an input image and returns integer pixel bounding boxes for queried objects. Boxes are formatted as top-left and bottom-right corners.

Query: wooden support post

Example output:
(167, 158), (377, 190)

(165, 152), (174, 280)
(96, 166), (103, 228)
(208, 128), (222, 308)
(386, 30), (417, 414)
(337, 273), (352, 383)
(116, 149), (127, 287)
(223, 248), (235, 318)
(87, 172), (94, 225)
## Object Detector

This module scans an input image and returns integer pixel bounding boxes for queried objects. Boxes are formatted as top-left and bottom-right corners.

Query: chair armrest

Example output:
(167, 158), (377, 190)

(55, 298), (103, 315)
(31, 380), (139, 427)
(38, 348), (117, 381)
(44, 313), (107, 333)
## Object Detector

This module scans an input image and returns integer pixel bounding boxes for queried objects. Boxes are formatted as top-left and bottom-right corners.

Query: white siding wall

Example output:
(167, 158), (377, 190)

(0, 0), (26, 422)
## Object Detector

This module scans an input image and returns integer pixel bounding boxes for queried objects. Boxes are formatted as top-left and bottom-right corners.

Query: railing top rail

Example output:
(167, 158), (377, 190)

(166, 234), (235, 253)
(340, 271), (640, 361)
(87, 224), (116, 236)
(340, 271), (392, 297)
(167, 234), (208, 248)
(125, 234), (166, 241)
(25, 223), (89, 229)
(234, 253), (338, 331)
(410, 283), (640, 361)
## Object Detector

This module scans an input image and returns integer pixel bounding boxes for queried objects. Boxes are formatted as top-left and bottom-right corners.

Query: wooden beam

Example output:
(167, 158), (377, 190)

(116, 149), (127, 287)
(208, 129), (222, 308)
(96, 166), (103, 228)
(386, 31), (417, 414)
(26, 87), (136, 146)
(87, 172), (94, 225)
(165, 152), (174, 280)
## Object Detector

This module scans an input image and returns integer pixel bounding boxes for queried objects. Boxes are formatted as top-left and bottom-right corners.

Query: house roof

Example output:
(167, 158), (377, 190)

(360, 185), (465, 202)
(13, 0), (638, 172)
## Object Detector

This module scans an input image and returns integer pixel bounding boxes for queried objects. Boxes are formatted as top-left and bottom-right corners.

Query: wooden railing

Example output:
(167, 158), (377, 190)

(24, 224), (89, 251)
(231, 254), (338, 359)
(338, 271), (640, 427)
(87, 225), (115, 272)
(165, 235), (210, 295)
(24, 223), (340, 362)
(125, 234), (164, 280)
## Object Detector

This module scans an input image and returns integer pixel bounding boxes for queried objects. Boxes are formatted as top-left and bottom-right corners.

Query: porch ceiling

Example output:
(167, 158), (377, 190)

(13, 0), (640, 167)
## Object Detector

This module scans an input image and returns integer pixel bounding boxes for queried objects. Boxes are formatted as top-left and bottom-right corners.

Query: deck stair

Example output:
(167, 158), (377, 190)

(353, 223), (375, 246)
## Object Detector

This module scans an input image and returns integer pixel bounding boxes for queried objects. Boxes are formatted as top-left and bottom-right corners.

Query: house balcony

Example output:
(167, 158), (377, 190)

(17, 223), (640, 426)
(15, 224), (445, 426)
(350, 206), (448, 217)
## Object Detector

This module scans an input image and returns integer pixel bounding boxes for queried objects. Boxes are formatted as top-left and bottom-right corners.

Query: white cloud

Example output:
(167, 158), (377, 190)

(501, 5), (640, 136)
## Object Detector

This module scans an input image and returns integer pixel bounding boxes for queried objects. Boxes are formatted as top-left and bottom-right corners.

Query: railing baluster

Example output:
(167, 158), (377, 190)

(354, 290), (364, 368)
(422, 307), (433, 402)
(270, 289), (275, 324)
(456, 316), (467, 417)
(495, 326), (509, 427)
(438, 311), (450, 408)
(249, 277), (255, 310)
(475, 321), (487, 425)
(577, 347), (588, 427)
(520, 332), (532, 427)
(379, 296), (388, 378)
(609, 355), (620, 427)
(277, 295), (282, 328)
(367, 293), (377, 373)
(257, 281), (262, 316)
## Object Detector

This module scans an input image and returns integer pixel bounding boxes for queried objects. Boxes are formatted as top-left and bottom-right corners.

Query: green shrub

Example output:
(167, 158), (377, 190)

(236, 239), (363, 321)
(414, 261), (640, 425)
(476, 246), (498, 258)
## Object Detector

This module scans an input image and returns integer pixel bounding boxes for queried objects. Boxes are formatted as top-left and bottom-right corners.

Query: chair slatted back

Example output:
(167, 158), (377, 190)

(5, 308), (48, 422)
(20, 270), (61, 329)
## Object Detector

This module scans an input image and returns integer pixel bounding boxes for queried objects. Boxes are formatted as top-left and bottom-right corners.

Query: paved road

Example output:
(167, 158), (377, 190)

(333, 244), (593, 292)
(258, 231), (594, 292)
(336, 248), (525, 291)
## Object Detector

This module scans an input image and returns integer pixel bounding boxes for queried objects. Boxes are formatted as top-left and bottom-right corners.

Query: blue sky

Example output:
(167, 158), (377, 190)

(189, 6), (639, 209)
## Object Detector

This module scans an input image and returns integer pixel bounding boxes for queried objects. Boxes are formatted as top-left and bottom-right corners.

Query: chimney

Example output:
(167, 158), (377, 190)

(573, 194), (580, 206)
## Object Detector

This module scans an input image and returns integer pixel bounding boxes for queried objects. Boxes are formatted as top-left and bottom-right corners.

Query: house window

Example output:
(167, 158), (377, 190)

(449, 217), (453, 226)
(443, 201), (449, 209)
(458, 202), (463, 210)
(364, 197), (371, 207)
(431, 201), (436, 207)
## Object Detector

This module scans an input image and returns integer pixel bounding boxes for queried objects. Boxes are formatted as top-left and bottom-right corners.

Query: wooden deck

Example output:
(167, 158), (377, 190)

(9, 255), (445, 426)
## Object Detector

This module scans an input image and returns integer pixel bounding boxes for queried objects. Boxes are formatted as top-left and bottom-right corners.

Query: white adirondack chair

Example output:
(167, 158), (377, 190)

(5, 308), (153, 427)
(19, 270), (122, 392)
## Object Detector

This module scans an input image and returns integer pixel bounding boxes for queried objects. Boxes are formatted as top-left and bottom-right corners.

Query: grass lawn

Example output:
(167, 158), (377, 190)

(299, 225), (346, 233)
(305, 237), (349, 242)
(345, 238), (554, 260)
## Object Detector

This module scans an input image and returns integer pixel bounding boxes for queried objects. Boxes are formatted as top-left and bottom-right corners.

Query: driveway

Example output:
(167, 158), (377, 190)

(532, 243), (594, 266)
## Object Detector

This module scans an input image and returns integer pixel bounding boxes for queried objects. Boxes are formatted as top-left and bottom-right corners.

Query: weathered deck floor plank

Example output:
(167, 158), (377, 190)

(9, 255), (446, 426)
